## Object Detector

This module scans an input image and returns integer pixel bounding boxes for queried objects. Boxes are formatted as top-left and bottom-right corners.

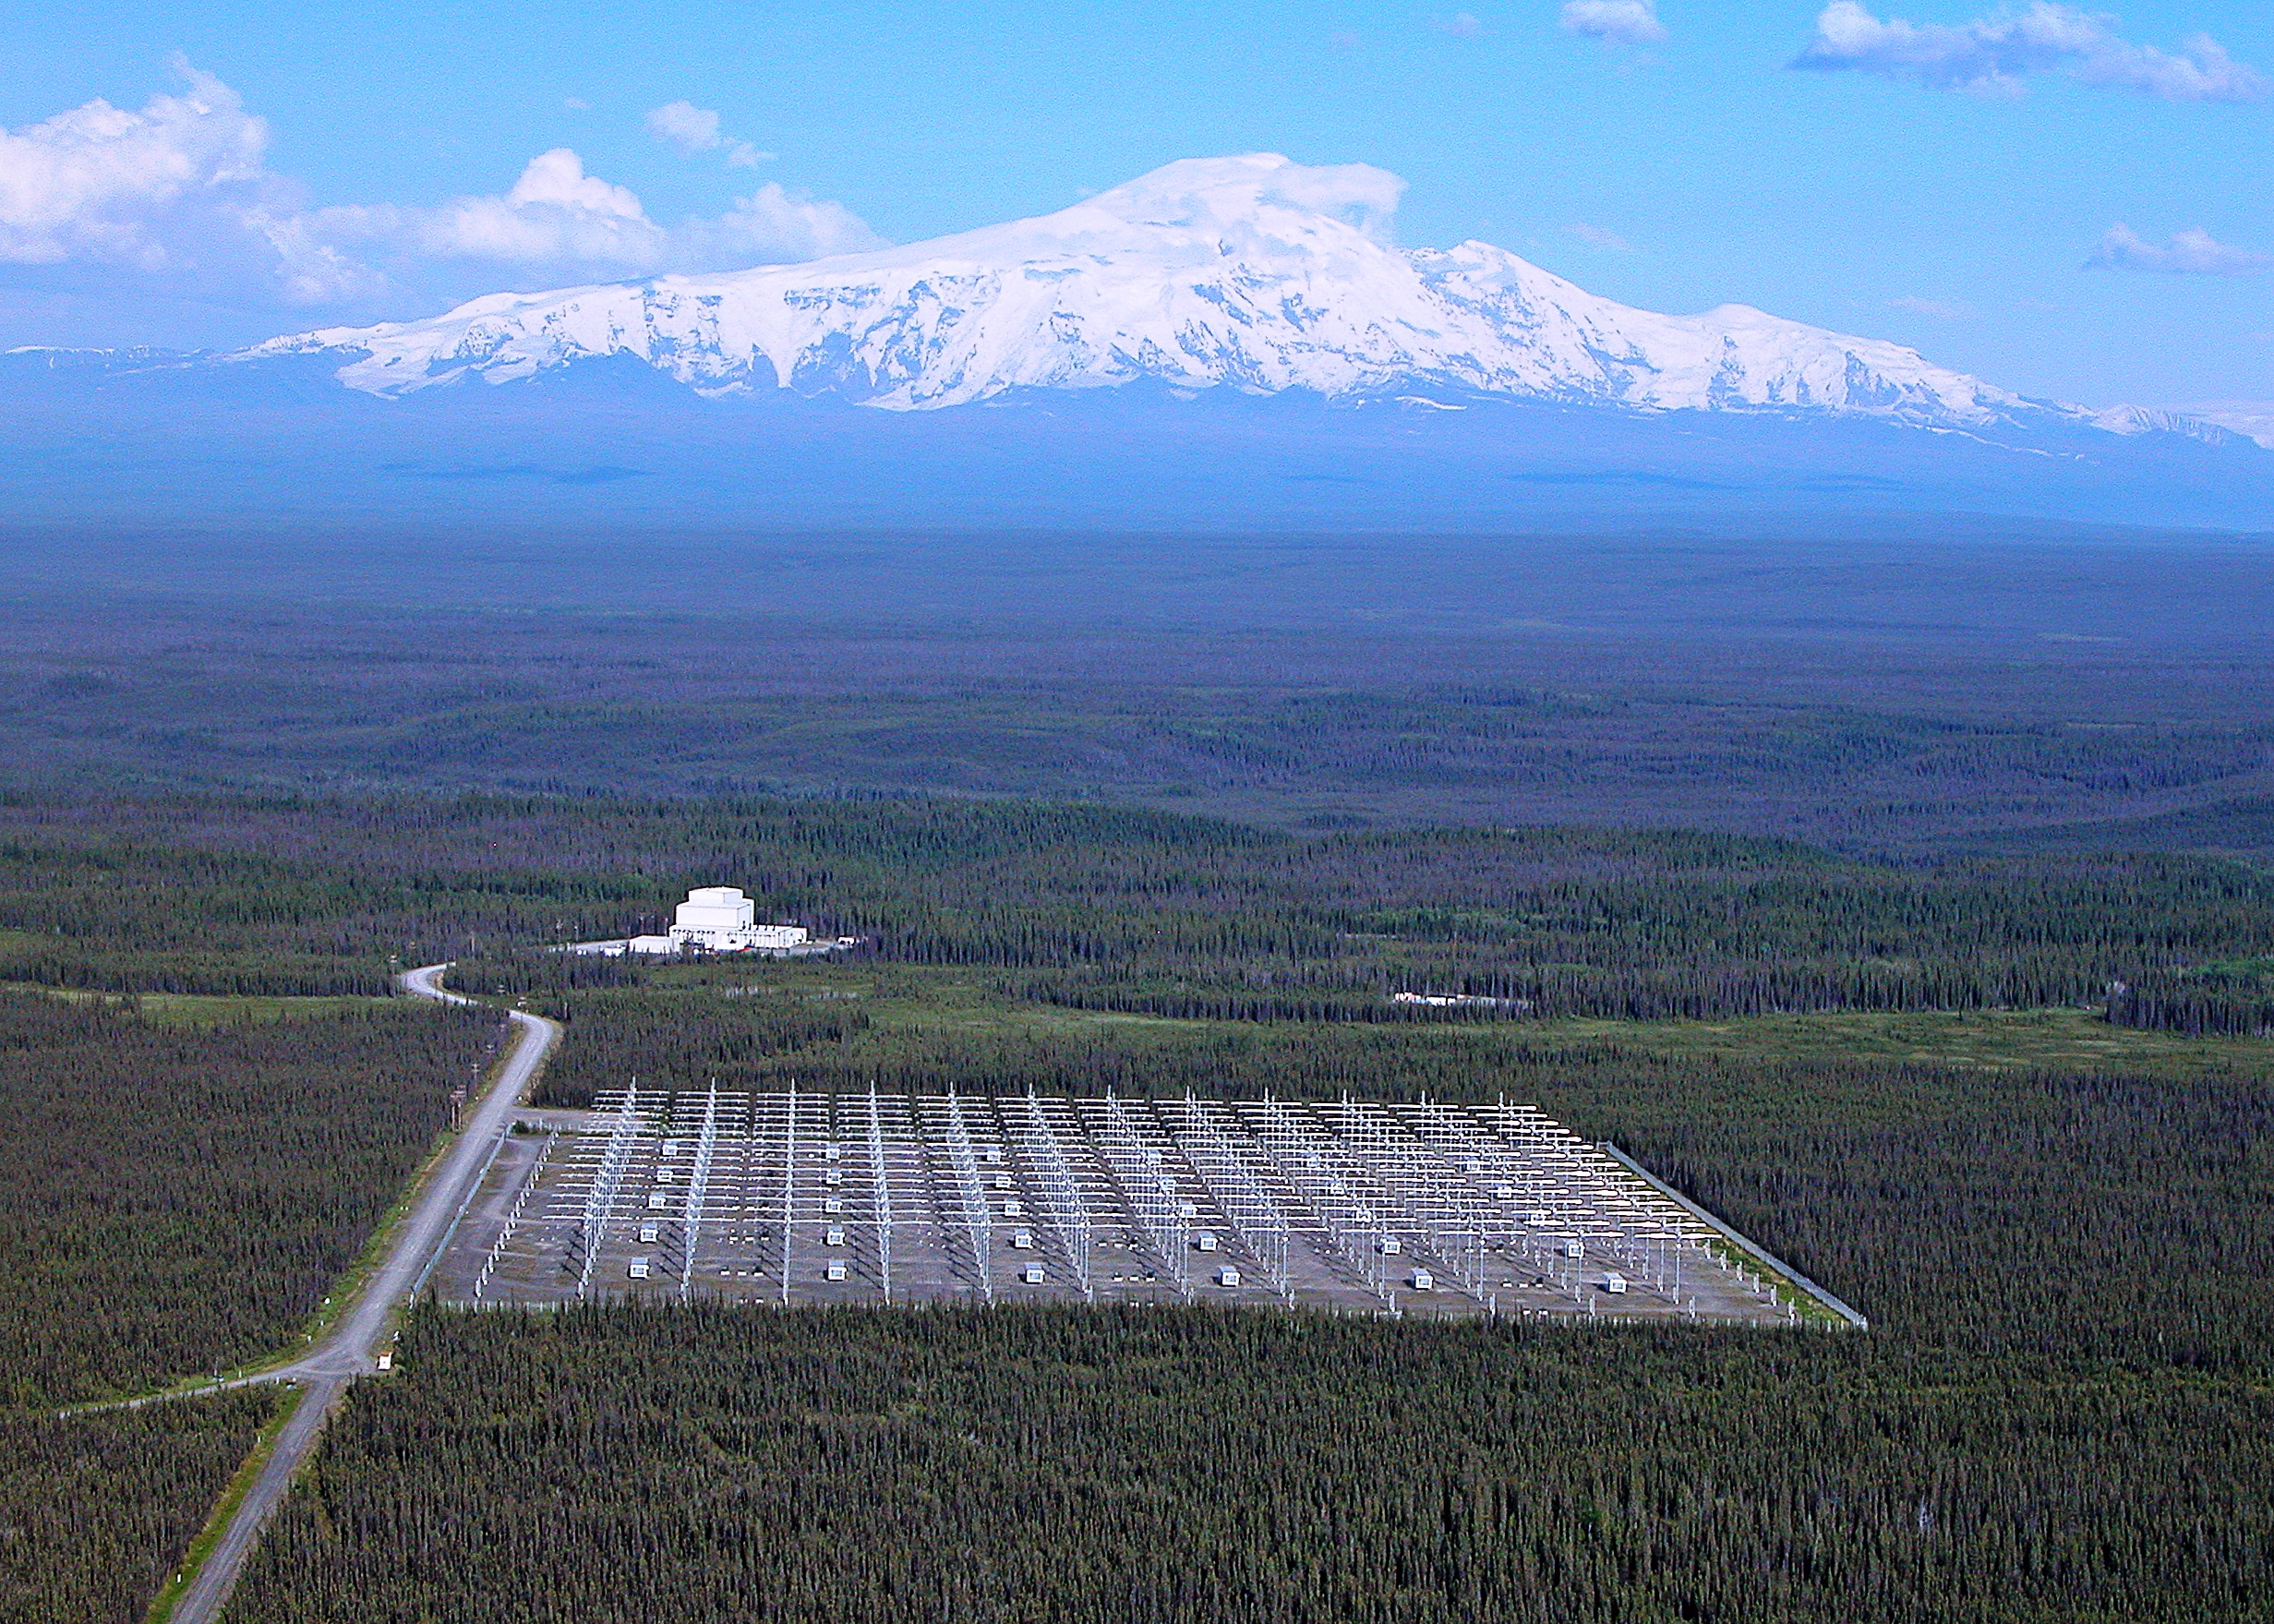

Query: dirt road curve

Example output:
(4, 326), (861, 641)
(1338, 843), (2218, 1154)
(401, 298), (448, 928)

(165, 966), (558, 1624)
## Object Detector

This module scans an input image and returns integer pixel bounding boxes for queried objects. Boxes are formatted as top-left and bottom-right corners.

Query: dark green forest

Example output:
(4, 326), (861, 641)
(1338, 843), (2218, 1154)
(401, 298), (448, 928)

(0, 978), (499, 1624)
(0, 1393), (271, 1624)
(228, 1037), (2274, 1622)
(0, 788), (2266, 1621)
(0, 991), (500, 1408)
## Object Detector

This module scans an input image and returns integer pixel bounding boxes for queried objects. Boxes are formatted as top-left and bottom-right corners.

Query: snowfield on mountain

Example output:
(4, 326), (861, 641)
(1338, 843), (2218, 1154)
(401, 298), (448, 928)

(248, 154), (2074, 429)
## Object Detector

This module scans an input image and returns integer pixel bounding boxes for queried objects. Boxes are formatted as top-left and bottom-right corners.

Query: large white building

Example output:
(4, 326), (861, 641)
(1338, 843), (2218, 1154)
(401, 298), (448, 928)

(623, 887), (812, 956)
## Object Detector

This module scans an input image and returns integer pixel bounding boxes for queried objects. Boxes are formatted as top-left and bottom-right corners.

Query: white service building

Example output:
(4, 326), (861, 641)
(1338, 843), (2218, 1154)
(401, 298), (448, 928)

(623, 886), (811, 956)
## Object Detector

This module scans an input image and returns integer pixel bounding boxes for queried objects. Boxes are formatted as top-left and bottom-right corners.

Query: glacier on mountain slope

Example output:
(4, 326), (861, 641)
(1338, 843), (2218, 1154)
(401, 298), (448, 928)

(250, 154), (2062, 428)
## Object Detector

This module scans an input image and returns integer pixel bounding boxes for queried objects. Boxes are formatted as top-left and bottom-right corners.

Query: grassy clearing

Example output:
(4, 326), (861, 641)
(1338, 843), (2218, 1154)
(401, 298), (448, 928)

(661, 958), (2274, 1086)
(1, 983), (386, 1027)
(1492, 1005), (2274, 1080)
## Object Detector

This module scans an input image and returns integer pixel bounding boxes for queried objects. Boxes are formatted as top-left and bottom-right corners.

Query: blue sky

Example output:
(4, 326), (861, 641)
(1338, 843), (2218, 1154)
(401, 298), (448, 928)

(3, 2), (2268, 408)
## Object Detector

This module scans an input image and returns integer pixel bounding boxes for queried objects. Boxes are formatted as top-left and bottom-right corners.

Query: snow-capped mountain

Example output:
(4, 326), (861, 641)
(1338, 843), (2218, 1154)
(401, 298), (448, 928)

(250, 154), (2063, 427)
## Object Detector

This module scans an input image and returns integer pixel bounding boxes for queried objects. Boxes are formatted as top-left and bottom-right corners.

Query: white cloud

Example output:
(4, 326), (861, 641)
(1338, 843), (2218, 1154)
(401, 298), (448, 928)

(502, 147), (644, 219)
(0, 58), (283, 268)
(1252, 160), (1407, 246)
(316, 150), (656, 269)
(1432, 13), (1484, 38)
(1565, 222), (1632, 250)
(647, 180), (880, 270)
(1793, 3), (2264, 101)
(0, 67), (876, 314)
(647, 101), (721, 150)
(312, 149), (880, 276)
(1561, 1), (1666, 47)
(2086, 223), (2270, 275)
(253, 211), (389, 302)
(646, 100), (772, 167)
(1888, 295), (1976, 319)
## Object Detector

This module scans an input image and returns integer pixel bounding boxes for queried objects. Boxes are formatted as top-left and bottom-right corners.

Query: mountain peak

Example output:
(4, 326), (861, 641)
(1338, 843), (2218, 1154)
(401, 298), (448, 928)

(247, 153), (2066, 429)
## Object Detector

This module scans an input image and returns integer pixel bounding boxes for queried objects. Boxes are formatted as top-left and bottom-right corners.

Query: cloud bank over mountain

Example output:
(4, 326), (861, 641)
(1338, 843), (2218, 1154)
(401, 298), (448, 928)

(0, 61), (879, 315)
(3, 23), (2262, 403)
(299, 150), (879, 295)
(0, 62), (287, 271)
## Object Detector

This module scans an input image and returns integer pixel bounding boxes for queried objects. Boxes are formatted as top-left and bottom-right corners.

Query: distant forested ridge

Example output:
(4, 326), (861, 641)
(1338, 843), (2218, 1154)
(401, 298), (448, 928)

(6, 535), (2274, 856)
(5, 794), (2269, 1024)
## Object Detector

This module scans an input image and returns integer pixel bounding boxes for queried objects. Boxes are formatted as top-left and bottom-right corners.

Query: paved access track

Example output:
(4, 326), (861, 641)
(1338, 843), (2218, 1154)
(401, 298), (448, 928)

(162, 965), (559, 1624)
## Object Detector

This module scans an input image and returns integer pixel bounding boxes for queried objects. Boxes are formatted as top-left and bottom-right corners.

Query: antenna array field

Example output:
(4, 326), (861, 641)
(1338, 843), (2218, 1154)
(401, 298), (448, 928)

(439, 1089), (1816, 1325)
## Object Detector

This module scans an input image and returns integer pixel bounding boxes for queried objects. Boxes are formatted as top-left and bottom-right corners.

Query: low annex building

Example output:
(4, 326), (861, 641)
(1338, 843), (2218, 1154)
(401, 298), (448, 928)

(625, 887), (812, 956)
